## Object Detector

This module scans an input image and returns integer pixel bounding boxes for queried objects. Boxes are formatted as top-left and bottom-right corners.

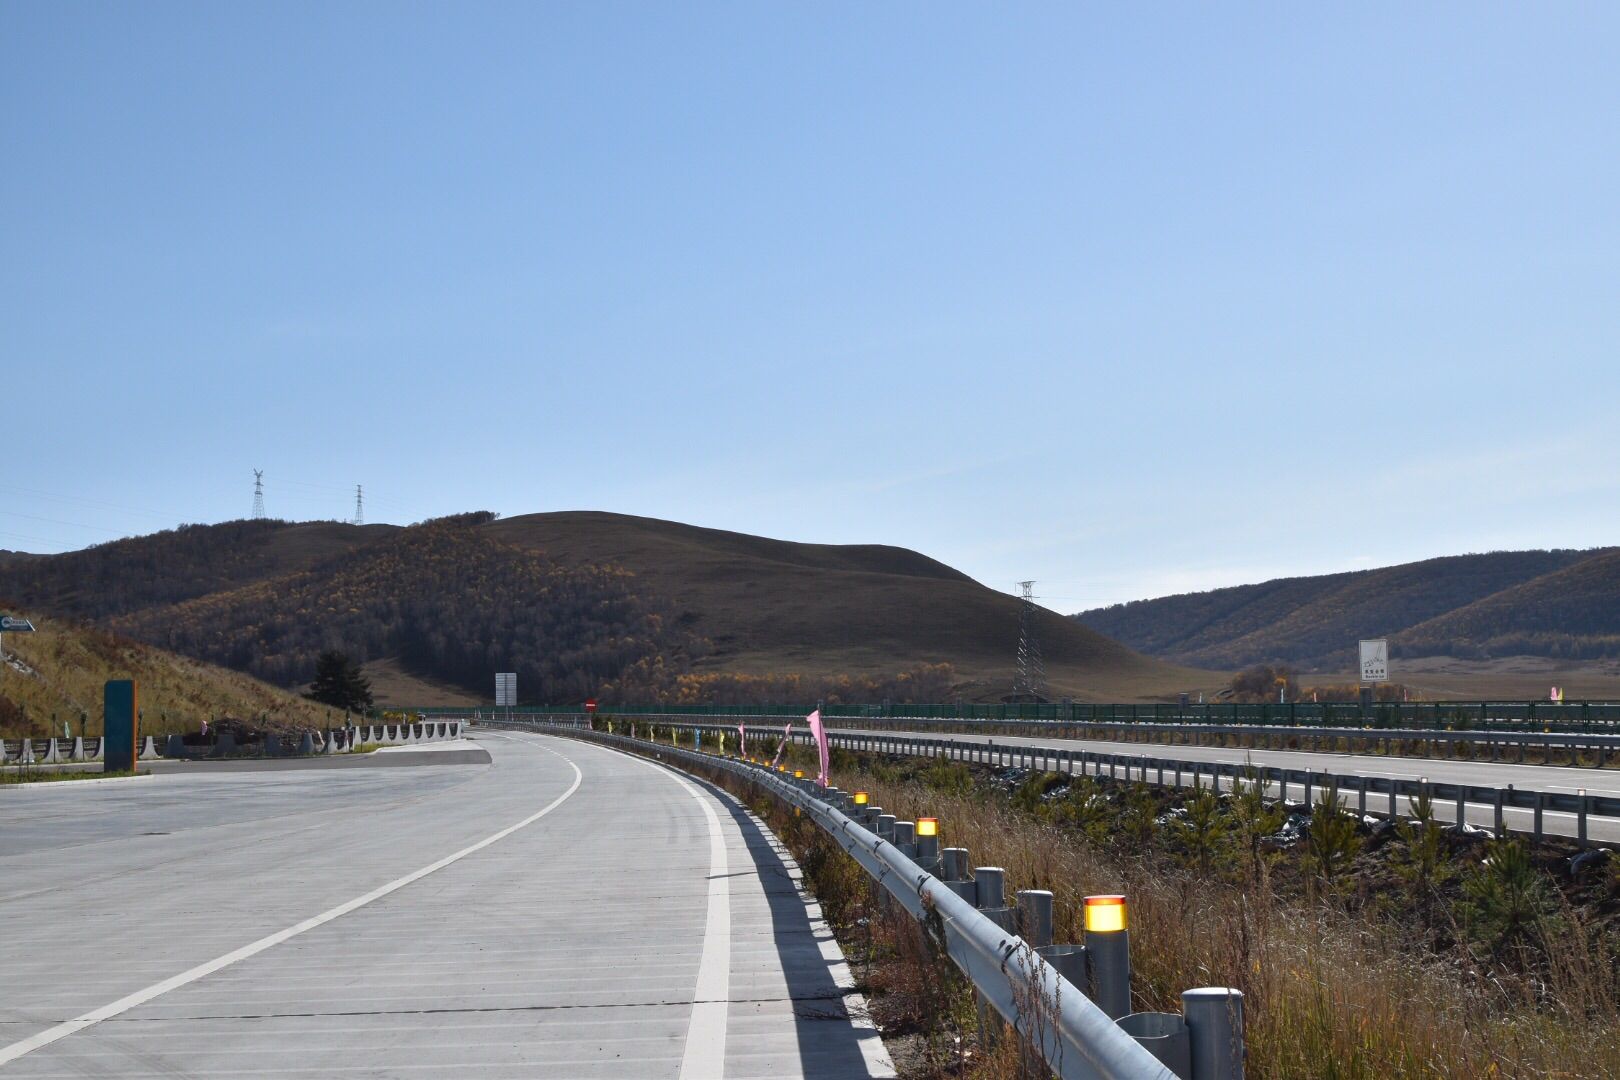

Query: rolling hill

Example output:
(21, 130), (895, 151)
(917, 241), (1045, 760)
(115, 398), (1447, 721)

(1075, 547), (1620, 670)
(0, 609), (343, 739)
(0, 512), (1207, 704)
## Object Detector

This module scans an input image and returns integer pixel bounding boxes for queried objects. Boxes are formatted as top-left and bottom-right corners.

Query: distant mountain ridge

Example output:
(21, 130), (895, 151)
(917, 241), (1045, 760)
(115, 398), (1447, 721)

(1075, 548), (1620, 669)
(0, 511), (1204, 703)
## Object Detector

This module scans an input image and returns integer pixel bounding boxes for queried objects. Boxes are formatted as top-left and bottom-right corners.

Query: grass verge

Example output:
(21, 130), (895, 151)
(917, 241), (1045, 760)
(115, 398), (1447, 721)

(0, 768), (142, 784)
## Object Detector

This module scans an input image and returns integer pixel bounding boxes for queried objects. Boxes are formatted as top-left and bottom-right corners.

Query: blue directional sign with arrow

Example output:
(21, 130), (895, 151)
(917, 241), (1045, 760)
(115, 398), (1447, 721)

(0, 616), (35, 633)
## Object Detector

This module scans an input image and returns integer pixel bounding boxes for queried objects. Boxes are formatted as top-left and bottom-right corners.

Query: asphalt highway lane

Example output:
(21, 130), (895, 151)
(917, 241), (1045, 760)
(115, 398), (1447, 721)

(0, 732), (892, 1078)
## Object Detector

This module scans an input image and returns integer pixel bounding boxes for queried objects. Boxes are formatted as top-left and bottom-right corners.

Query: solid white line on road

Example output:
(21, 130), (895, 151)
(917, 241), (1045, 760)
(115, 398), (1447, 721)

(0, 744), (584, 1067)
(667, 766), (732, 1080)
(536, 733), (732, 1079)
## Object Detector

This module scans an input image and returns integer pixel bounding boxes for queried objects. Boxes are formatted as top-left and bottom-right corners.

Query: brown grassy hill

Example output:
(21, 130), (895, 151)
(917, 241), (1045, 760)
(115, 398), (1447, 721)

(1398, 549), (1620, 660)
(0, 512), (1210, 704)
(0, 609), (340, 739)
(1077, 548), (1615, 669)
(485, 512), (1206, 701)
(0, 519), (395, 618)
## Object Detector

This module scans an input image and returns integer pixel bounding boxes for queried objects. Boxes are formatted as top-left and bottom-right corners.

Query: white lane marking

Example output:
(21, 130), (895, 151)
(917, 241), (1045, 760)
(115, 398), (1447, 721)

(668, 769), (731, 1080)
(0, 744), (584, 1067)
(527, 733), (731, 1079)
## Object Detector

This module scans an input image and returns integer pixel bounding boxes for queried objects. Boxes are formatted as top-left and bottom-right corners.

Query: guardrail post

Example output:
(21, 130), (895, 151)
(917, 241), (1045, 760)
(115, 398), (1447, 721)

(941, 846), (969, 882)
(1017, 889), (1053, 948)
(894, 821), (916, 859)
(1578, 789), (1589, 848)
(915, 818), (941, 873)
(1183, 987), (1245, 1080)
(1533, 791), (1544, 844)
(877, 814), (896, 841)
(974, 866), (1005, 908)
(1084, 895), (1131, 1020)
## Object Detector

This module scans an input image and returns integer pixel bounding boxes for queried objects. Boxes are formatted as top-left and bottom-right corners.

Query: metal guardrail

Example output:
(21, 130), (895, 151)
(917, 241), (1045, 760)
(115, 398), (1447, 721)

(479, 711), (1620, 766)
(520, 722), (1244, 1080)
(577, 719), (1620, 847)
(421, 699), (1620, 731)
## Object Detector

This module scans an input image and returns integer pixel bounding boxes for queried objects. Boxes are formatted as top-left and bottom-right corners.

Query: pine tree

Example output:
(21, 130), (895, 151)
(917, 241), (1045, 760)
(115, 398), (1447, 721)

(307, 650), (373, 713)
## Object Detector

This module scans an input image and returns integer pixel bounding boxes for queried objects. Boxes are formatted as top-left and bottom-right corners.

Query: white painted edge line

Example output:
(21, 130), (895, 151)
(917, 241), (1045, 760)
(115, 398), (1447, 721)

(0, 744), (584, 1067)
(507, 730), (731, 1079)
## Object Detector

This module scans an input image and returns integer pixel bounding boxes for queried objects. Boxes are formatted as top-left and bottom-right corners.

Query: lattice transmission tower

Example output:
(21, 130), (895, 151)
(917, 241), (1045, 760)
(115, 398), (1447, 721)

(1013, 580), (1048, 702)
(352, 485), (364, 526)
(251, 470), (266, 519)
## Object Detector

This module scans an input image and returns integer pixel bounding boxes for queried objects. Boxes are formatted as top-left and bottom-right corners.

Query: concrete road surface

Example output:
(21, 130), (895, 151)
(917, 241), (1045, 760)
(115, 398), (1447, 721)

(0, 731), (892, 1079)
(836, 726), (1620, 844)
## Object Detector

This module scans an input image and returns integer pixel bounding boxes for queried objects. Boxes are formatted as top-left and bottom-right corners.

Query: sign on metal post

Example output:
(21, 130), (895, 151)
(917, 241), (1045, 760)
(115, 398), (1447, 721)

(1359, 638), (1389, 683)
(0, 612), (36, 670)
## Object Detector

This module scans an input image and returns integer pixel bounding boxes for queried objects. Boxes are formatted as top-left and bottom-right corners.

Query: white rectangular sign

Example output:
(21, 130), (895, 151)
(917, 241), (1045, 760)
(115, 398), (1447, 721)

(1359, 639), (1389, 683)
(495, 672), (516, 706)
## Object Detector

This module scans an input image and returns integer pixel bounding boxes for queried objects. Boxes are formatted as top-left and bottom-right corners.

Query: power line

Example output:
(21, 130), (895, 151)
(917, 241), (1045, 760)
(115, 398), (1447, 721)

(252, 470), (266, 520)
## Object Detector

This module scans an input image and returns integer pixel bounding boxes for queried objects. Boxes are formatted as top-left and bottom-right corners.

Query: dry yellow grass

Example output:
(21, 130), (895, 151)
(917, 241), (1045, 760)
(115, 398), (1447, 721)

(822, 763), (1620, 1079)
(0, 610), (342, 737)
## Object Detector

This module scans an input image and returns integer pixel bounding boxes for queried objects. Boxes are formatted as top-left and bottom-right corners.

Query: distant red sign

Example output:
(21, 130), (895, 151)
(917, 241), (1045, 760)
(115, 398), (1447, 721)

(584, 699), (597, 712)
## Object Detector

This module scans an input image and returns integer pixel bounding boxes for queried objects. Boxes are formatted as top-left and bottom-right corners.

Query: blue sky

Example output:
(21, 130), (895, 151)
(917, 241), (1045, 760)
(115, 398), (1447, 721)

(4, 3), (1618, 610)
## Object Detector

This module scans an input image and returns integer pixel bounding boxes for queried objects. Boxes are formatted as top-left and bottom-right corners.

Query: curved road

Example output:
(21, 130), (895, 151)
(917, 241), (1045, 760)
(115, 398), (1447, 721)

(0, 731), (892, 1078)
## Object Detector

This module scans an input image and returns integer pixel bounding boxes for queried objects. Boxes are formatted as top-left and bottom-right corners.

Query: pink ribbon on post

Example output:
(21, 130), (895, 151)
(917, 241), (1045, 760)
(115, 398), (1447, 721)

(769, 722), (792, 768)
(807, 709), (830, 787)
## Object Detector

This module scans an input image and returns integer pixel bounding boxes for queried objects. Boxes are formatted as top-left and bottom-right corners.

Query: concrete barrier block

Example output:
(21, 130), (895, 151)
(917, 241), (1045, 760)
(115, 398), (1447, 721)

(91, 737), (104, 761)
(17, 739), (35, 765)
(265, 734), (282, 757)
(213, 733), (237, 756)
(297, 732), (315, 755)
(70, 737), (86, 762)
(165, 734), (187, 758)
(138, 736), (160, 761)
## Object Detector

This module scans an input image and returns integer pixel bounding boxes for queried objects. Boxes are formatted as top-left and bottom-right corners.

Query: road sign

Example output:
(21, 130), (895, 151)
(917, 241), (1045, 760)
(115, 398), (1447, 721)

(0, 616), (35, 632)
(1359, 639), (1389, 683)
(495, 672), (516, 707)
(584, 698), (597, 713)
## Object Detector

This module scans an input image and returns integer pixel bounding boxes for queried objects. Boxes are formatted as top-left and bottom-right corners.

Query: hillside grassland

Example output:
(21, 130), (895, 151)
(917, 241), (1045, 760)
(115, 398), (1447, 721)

(0, 512), (1218, 704)
(0, 612), (338, 738)
(1078, 547), (1620, 671)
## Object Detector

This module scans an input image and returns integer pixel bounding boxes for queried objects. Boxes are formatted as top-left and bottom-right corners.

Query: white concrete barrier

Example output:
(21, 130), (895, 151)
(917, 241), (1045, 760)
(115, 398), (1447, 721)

(138, 736), (160, 761)
(17, 739), (35, 765)
(38, 739), (64, 764)
(70, 736), (86, 762)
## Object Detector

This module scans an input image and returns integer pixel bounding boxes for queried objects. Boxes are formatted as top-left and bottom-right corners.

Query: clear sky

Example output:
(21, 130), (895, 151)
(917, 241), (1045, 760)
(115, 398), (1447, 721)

(4, 4), (1618, 611)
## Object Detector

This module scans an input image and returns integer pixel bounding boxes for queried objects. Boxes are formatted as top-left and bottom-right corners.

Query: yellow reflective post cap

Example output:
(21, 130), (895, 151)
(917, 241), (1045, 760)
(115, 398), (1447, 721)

(916, 817), (939, 837)
(1084, 894), (1127, 933)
